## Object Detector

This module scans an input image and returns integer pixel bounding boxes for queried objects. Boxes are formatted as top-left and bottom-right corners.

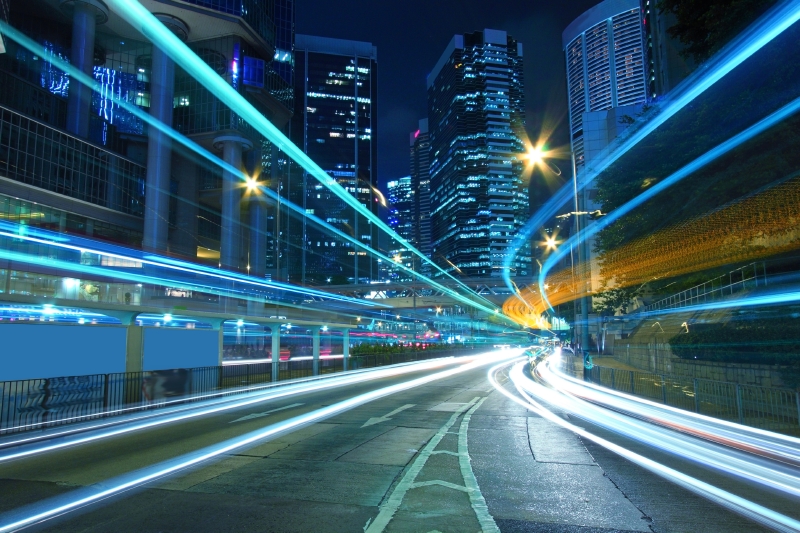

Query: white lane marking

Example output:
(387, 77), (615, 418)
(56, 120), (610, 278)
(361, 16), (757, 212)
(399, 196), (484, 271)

(361, 404), (416, 428)
(458, 397), (501, 533)
(229, 403), (304, 423)
(431, 450), (462, 457)
(410, 480), (468, 492)
(365, 399), (478, 533)
(0, 357), (517, 533)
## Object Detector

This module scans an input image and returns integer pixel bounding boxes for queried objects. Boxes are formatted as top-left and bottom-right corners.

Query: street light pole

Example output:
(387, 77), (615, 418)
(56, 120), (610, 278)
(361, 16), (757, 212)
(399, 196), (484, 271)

(571, 153), (590, 355)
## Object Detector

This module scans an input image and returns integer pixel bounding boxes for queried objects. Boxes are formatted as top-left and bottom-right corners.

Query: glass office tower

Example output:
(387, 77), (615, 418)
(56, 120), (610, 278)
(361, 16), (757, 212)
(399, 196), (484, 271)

(410, 118), (432, 276)
(427, 29), (530, 279)
(291, 34), (378, 285)
(563, 0), (647, 170)
(387, 175), (415, 281)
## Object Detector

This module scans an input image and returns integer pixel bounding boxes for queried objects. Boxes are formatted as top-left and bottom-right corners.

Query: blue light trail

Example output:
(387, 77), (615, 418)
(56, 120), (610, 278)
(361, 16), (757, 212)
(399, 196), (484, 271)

(538, 95), (800, 310)
(0, 21), (504, 319)
(502, 0), (800, 299)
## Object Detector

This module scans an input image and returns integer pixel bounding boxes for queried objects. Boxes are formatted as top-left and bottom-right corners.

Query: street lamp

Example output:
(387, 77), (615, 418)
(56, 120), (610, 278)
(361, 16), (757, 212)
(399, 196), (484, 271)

(526, 145), (590, 355)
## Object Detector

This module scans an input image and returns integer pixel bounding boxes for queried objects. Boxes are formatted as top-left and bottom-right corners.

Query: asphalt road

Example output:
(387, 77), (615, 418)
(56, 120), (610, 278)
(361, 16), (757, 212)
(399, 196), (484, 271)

(0, 355), (782, 532)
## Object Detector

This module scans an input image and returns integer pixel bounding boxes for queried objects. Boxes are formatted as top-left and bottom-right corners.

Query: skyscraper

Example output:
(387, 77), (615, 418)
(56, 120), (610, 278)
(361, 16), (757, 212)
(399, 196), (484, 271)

(387, 175), (414, 281)
(409, 118), (431, 275)
(427, 29), (530, 279)
(291, 35), (378, 285)
(563, 0), (648, 170)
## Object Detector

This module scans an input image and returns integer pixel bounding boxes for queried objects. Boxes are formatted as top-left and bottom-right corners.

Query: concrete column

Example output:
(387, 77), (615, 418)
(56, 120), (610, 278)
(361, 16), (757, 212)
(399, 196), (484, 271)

(248, 194), (268, 279)
(311, 327), (320, 376)
(171, 155), (199, 258)
(61, 0), (108, 138)
(342, 329), (350, 371)
(125, 325), (144, 373)
(142, 15), (188, 253)
(271, 326), (280, 382)
(214, 135), (253, 271)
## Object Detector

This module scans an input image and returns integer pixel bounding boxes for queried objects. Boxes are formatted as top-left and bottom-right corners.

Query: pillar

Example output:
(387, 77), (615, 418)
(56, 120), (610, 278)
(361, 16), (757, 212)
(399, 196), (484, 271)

(311, 326), (320, 376)
(214, 135), (253, 271)
(171, 155), (199, 258)
(142, 14), (188, 253)
(343, 329), (350, 371)
(61, 0), (108, 138)
(248, 194), (268, 279)
(271, 326), (280, 382)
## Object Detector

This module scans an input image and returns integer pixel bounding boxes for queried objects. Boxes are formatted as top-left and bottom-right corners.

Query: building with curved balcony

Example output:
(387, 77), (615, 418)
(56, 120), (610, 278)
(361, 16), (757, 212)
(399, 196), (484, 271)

(563, 0), (647, 171)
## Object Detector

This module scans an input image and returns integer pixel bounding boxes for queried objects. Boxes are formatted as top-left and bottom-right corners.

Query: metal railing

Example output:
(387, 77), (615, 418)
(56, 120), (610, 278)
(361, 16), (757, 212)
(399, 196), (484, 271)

(0, 104), (145, 216)
(0, 347), (476, 435)
(640, 262), (766, 314)
(575, 363), (800, 436)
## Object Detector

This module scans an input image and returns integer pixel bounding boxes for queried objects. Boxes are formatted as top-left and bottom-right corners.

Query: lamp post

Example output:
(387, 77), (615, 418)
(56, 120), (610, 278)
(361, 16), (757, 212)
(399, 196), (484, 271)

(528, 147), (590, 355)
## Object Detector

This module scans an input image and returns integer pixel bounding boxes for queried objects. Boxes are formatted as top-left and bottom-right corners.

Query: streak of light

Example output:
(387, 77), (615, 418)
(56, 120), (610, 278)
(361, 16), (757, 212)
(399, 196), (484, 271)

(0, 353), (512, 464)
(0, 22), (502, 318)
(537, 97), (800, 311)
(48, 5), (496, 313)
(0, 351), (521, 532)
(544, 356), (800, 466)
(487, 360), (800, 533)
(525, 361), (800, 497)
(501, 1), (800, 297)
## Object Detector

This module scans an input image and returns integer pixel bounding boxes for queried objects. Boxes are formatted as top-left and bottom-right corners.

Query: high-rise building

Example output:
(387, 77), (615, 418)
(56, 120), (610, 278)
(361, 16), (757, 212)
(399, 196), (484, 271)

(387, 175), (414, 281)
(409, 118), (431, 274)
(427, 29), (530, 279)
(563, 0), (647, 170)
(0, 0), (294, 283)
(641, 0), (694, 99)
(291, 35), (378, 285)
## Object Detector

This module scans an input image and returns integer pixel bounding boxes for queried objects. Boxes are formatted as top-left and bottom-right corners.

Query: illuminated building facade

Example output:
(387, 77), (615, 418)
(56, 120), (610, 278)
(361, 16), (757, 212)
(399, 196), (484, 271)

(291, 34), (378, 284)
(0, 0), (295, 281)
(563, 0), (647, 171)
(427, 29), (530, 279)
(409, 118), (431, 275)
(387, 175), (414, 281)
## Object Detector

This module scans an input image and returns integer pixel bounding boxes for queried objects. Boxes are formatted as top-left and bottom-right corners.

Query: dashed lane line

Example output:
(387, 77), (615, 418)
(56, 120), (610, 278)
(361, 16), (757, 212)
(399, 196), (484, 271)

(365, 396), (500, 533)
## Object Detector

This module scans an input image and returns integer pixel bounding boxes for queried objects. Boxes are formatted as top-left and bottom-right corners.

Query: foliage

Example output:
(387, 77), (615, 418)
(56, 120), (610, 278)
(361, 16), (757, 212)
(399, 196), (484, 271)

(592, 21), (800, 293)
(593, 285), (641, 316)
(657, 0), (779, 64)
(669, 317), (800, 386)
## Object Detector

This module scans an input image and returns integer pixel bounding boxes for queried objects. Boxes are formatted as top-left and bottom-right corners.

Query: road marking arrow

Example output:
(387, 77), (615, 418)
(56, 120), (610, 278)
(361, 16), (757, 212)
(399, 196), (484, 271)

(230, 403), (304, 423)
(361, 404), (415, 428)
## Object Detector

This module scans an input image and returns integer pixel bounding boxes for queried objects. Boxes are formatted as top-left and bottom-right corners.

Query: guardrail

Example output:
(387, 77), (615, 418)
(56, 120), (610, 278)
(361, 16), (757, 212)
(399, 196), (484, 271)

(0, 347), (477, 435)
(570, 362), (800, 436)
(638, 262), (766, 314)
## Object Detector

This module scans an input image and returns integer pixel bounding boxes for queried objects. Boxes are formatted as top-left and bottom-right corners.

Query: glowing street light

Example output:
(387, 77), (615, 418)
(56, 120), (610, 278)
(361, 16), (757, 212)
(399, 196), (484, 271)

(545, 236), (558, 251)
(245, 176), (259, 192)
(527, 145), (544, 164)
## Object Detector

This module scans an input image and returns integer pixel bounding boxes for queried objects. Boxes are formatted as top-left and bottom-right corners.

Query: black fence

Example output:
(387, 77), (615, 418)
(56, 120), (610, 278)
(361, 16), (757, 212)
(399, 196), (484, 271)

(0, 347), (477, 435)
(579, 364), (800, 437)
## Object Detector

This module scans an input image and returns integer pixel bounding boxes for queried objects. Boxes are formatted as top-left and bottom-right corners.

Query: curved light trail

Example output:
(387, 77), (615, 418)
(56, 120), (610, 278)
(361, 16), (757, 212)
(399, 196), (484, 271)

(0, 350), (520, 533)
(488, 358), (800, 532)
(0, 21), (503, 319)
(501, 0), (800, 299)
(504, 170), (800, 325)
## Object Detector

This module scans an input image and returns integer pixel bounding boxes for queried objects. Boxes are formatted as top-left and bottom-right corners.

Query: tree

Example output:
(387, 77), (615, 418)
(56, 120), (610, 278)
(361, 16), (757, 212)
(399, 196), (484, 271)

(657, 0), (779, 64)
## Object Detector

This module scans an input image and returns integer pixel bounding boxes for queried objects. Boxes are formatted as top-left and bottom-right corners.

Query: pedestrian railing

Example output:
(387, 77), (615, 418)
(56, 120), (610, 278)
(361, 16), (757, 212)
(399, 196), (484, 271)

(0, 347), (476, 435)
(571, 362), (800, 436)
(638, 262), (766, 314)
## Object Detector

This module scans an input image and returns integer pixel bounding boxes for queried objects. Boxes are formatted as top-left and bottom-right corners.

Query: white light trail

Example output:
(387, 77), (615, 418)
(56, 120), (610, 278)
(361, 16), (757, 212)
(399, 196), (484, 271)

(0, 351), (520, 532)
(487, 360), (800, 533)
(0, 355), (492, 463)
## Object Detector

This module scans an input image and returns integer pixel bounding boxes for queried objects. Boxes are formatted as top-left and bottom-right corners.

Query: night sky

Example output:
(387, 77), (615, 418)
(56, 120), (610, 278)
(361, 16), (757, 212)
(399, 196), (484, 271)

(295, 0), (603, 188)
